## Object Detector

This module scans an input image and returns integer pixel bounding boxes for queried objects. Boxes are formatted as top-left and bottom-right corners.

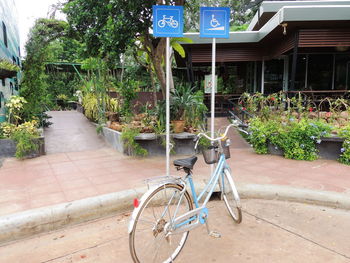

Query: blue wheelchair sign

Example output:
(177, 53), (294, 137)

(153, 5), (184, 38)
(200, 7), (230, 38)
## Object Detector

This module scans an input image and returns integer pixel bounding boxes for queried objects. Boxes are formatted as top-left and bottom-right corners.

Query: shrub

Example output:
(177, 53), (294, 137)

(339, 125), (350, 165)
(272, 119), (331, 161)
(121, 126), (147, 156)
(248, 117), (332, 160)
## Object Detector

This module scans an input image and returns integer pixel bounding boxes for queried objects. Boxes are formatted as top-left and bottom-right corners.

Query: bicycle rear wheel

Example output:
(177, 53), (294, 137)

(129, 184), (193, 263)
(221, 169), (242, 223)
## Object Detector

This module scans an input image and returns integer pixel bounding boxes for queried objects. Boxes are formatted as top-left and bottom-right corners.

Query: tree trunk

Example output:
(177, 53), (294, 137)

(148, 63), (158, 107)
(153, 57), (166, 99)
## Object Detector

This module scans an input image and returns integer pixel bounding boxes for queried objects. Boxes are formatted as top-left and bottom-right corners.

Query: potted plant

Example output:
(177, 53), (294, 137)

(171, 84), (198, 133)
(0, 59), (20, 79)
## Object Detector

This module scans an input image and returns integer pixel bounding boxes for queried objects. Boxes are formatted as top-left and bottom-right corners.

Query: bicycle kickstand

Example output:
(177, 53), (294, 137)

(204, 215), (221, 238)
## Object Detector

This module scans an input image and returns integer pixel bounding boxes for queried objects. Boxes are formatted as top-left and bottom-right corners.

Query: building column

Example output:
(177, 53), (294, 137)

(290, 31), (299, 91)
(261, 60), (265, 94)
(304, 54), (309, 90)
(254, 61), (257, 93)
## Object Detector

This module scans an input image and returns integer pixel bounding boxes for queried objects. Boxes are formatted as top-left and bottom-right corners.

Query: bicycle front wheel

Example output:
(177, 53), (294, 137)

(221, 169), (242, 223)
(129, 184), (193, 263)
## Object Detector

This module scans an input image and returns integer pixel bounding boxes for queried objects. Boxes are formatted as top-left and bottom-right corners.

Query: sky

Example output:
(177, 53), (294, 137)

(14, 0), (66, 57)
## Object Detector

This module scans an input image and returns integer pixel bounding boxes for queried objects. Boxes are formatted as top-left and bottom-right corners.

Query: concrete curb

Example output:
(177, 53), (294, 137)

(0, 183), (349, 245)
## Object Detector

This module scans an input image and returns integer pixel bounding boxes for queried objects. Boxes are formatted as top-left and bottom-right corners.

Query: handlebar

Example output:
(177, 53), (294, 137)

(194, 120), (249, 150)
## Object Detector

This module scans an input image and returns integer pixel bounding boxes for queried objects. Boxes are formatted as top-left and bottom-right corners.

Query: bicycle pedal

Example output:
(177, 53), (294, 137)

(209, 231), (221, 238)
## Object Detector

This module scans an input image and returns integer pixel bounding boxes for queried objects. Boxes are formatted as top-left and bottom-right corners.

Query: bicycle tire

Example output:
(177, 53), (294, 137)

(158, 20), (166, 28)
(221, 169), (242, 223)
(129, 184), (193, 263)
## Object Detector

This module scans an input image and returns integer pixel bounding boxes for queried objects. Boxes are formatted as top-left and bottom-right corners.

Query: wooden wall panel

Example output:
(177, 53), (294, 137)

(191, 46), (262, 63)
(299, 29), (350, 47)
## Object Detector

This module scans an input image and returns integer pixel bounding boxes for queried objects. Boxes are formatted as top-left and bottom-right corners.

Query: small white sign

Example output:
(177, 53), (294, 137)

(204, 75), (217, 94)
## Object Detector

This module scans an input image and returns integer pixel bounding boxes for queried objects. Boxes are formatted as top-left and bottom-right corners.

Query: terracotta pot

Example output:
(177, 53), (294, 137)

(172, 120), (185, 133)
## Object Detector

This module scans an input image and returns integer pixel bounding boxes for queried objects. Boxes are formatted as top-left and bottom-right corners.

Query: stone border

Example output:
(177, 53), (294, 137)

(0, 136), (45, 158)
(101, 126), (197, 156)
(0, 183), (349, 245)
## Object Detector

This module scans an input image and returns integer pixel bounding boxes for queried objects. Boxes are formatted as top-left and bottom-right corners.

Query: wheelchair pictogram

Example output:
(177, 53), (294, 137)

(210, 15), (220, 28)
(158, 15), (179, 28)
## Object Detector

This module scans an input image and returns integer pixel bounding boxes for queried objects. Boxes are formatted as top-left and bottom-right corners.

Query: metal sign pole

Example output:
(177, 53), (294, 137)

(211, 37), (216, 174)
(166, 37), (170, 177)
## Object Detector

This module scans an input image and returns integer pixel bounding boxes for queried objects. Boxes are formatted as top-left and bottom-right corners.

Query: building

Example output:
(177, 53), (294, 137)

(177, 0), (350, 109)
(0, 0), (20, 122)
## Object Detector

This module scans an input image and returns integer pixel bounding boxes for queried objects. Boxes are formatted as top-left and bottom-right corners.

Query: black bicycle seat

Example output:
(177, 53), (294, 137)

(173, 156), (198, 170)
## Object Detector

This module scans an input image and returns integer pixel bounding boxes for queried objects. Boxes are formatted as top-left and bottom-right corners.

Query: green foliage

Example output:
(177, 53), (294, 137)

(117, 80), (139, 116)
(184, 0), (255, 32)
(11, 129), (39, 159)
(339, 125), (350, 165)
(1, 119), (41, 159)
(248, 117), (280, 154)
(0, 59), (20, 72)
(5, 96), (27, 125)
(230, 24), (249, 32)
(63, 0), (186, 96)
(121, 126), (148, 156)
(248, 117), (332, 160)
(170, 37), (193, 58)
(82, 92), (98, 121)
(198, 135), (211, 149)
(272, 119), (331, 161)
(171, 84), (206, 123)
(20, 18), (68, 123)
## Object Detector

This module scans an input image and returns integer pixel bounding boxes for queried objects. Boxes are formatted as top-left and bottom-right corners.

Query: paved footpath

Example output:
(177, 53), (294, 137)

(1, 200), (349, 263)
(44, 111), (106, 154)
(0, 115), (350, 217)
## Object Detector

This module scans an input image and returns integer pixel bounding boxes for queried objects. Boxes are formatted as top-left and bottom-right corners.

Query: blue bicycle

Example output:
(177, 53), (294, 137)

(129, 123), (243, 263)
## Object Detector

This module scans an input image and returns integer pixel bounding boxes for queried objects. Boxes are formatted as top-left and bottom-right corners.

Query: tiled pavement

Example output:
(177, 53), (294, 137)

(0, 113), (350, 217)
(1, 144), (350, 217)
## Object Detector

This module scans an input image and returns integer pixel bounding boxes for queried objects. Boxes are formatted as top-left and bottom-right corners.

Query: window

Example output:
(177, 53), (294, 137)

(288, 54), (307, 91)
(10, 82), (13, 95)
(334, 54), (350, 90)
(0, 92), (3, 108)
(2, 22), (7, 48)
(2, 79), (5, 86)
(308, 54), (333, 90)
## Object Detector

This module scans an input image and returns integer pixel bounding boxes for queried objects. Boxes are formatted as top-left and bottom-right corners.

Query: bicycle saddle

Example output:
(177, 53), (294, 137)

(173, 156), (198, 170)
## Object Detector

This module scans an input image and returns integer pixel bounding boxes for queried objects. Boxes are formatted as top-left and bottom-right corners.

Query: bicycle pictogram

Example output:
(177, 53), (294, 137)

(210, 14), (220, 28)
(158, 15), (179, 28)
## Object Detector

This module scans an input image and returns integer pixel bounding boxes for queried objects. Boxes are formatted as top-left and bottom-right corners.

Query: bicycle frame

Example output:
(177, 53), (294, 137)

(166, 153), (229, 235)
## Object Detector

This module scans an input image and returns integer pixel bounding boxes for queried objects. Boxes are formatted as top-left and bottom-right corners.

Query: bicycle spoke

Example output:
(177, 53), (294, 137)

(130, 184), (192, 262)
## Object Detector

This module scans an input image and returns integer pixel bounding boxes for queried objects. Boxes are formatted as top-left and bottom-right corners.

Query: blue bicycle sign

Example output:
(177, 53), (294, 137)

(158, 15), (179, 28)
(153, 5), (184, 37)
(200, 7), (230, 38)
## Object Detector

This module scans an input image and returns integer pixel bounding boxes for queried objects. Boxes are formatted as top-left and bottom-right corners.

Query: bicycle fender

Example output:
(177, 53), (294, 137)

(128, 180), (184, 234)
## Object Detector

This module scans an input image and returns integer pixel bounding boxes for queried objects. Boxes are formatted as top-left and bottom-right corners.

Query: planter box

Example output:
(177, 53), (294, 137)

(0, 137), (45, 158)
(102, 126), (196, 156)
(76, 103), (84, 114)
(267, 137), (345, 160)
(0, 69), (17, 79)
(267, 141), (284, 156)
(317, 136), (344, 160)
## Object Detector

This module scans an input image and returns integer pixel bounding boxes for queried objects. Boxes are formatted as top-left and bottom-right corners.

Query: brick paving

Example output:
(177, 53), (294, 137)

(0, 114), (349, 217)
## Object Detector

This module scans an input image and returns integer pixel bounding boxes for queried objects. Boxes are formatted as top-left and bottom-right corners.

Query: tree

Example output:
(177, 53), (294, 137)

(63, 0), (186, 98)
(20, 19), (68, 121)
(184, 0), (256, 32)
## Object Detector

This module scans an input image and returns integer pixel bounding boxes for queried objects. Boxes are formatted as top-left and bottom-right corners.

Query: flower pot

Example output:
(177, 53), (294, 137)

(172, 120), (185, 133)
(0, 69), (17, 79)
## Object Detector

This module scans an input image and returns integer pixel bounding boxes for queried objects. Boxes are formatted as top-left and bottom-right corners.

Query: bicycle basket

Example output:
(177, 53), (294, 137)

(202, 146), (218, 164)
(221, 140), (231, 159)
